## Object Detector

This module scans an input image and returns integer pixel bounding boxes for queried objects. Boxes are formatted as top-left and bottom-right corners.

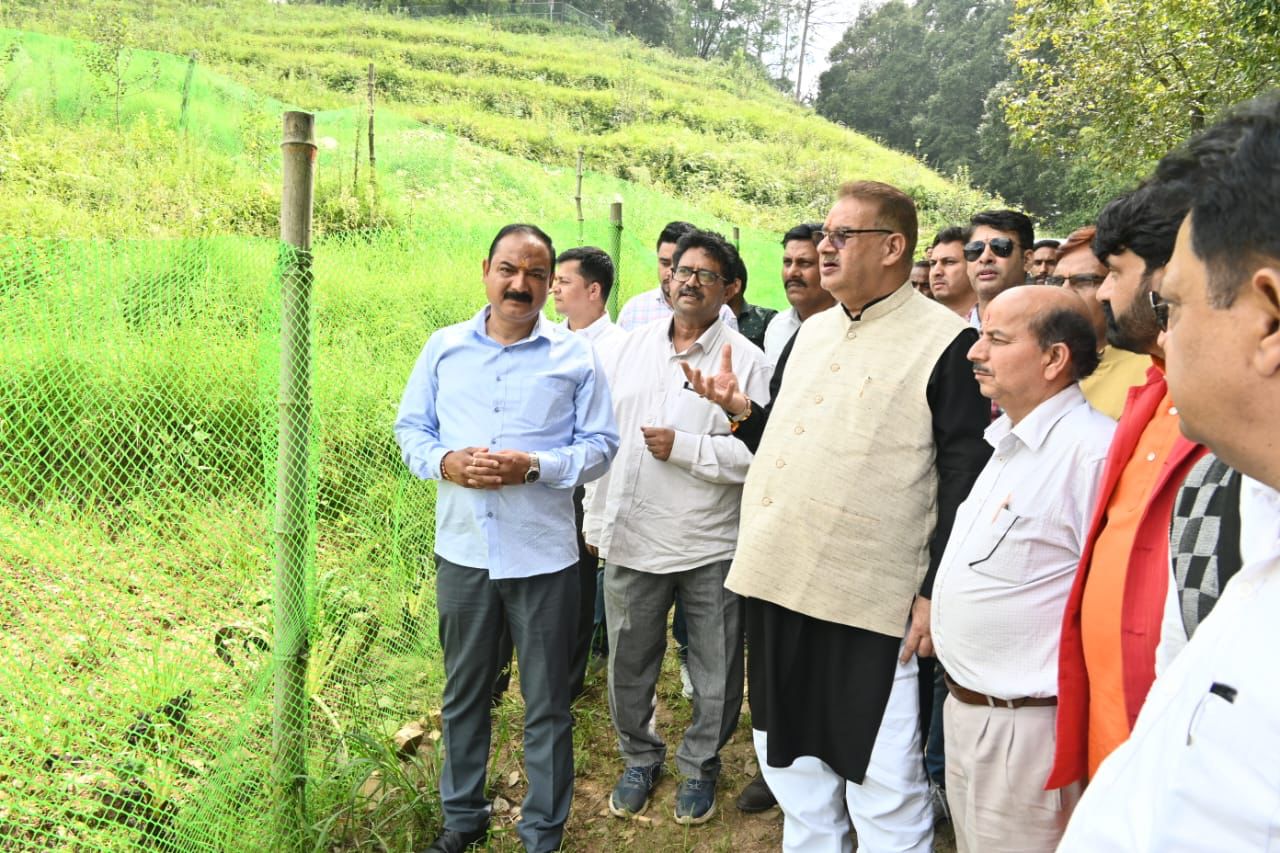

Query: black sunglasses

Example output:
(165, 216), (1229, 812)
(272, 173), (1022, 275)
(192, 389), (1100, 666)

(963, 237), (1016, 262)
(1150, 291), (1170, 332)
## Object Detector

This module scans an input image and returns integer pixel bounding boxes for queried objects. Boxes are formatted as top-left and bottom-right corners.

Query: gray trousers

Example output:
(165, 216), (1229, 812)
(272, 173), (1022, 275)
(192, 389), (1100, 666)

(604, 559), (743, 780)
(435, 556), (576, 853)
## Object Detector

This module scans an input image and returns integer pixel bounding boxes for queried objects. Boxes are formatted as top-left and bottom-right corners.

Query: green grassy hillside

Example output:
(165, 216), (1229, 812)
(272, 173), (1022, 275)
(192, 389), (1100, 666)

(0, 5), (992, 849)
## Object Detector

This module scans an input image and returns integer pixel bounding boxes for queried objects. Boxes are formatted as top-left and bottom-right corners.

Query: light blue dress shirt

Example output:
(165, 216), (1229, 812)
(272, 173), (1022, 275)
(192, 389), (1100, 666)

(395, 307), (619, 578)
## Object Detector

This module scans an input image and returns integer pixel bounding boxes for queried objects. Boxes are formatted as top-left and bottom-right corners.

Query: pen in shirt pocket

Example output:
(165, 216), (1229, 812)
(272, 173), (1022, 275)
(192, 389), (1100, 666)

(1186, 681), (1238, 745)
(991, 492), (1012, 524)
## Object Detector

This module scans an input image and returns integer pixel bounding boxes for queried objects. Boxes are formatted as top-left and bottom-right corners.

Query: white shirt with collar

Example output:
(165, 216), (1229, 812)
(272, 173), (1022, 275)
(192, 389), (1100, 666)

(1058, 477), (1280, 852)
(762, 307), (802, 364)
(562, 312), (628, 386)
(585, 317), (772, 573)
(932, 384), (1116, 699)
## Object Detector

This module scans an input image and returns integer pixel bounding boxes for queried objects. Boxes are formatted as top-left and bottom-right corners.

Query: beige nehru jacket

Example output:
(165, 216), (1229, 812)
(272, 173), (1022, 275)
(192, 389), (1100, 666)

(725, 284), (969, 637)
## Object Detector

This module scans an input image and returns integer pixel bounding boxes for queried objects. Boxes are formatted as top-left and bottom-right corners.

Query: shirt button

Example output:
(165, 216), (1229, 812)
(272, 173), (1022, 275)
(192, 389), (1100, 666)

(775, 458), (786, 468)
(486, 512), (494, 518)
(761, 496), (773, 506)
(814, 395), (824, 404)
(830, 363), (841, 372)
(1146, 452), (1157, 462)
(794, 425), (804, 435)
(493, 406), (501, 413)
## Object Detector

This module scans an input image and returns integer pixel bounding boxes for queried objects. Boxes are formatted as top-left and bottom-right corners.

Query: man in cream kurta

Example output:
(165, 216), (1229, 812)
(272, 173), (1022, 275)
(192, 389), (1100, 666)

(684, 182), (991, 853)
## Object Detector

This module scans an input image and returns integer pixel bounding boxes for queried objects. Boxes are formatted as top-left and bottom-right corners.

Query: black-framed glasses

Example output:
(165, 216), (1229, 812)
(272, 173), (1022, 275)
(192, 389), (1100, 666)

(672, 266), (726, 287)
(813, 227), (893, 250)
(963, 237), (1016, 262)
(1046, 274), (1106, 288)
(1150, 291), (1170, 332)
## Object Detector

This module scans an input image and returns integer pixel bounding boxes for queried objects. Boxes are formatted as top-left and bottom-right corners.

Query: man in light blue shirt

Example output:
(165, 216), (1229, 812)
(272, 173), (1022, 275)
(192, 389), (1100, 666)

(395, 223), (619, 853)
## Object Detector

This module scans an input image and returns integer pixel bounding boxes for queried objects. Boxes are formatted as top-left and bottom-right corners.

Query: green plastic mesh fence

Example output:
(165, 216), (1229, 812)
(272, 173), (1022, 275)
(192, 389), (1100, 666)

(0, 212), (655, 851)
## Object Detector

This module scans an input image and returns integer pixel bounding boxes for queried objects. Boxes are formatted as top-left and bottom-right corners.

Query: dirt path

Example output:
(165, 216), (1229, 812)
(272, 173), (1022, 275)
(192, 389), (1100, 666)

(481, 650), (957, 852)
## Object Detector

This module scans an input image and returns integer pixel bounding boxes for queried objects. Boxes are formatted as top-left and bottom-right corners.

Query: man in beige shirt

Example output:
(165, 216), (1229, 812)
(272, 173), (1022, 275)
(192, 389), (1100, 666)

(684, 181), (991, 853)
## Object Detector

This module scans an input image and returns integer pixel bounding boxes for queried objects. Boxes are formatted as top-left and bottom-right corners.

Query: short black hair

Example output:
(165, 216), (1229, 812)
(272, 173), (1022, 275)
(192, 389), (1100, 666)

(556, 246), (615, 302)
(1029, 306), (1100, 381)
(671, 229), (735, 282)
(1033, 239), (1061, 252)
(970, 210), (1035, 254)
(488, 223), (555, 265)
(1092, 181), (1191, 273)
(912, 259), (930, 269)
(656, 221), (696, 252)
(782, 222), (823, 245)
(1153, 92), (1280, 307)
(931, 225), (970, 249)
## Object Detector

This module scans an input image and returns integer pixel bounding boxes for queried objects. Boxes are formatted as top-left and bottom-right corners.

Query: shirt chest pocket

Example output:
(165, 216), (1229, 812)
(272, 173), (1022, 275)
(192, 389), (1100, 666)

(512, 374), (578, 431)
(966, 508), (1031, 584)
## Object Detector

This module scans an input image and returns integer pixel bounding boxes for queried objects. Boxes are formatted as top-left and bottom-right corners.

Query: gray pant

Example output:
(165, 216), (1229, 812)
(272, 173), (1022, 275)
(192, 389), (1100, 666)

(435, 556), (576, 853)
(604, 559), (743, 780)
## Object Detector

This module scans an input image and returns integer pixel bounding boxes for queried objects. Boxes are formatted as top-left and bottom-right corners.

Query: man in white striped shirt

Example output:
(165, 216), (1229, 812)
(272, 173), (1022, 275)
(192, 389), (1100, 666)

(930, 285), (1116, 852)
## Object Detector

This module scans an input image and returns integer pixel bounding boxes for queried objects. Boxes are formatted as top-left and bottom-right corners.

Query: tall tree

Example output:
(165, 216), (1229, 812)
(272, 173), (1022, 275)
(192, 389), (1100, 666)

(1005, 0), (1280, 189)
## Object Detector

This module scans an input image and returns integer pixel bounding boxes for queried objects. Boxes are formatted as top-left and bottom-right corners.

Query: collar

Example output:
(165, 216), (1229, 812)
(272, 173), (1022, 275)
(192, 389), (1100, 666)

(666, 317), (724, 358)
(568, 311), (613, 341)
(838, 282), (913, 327)
(985, 384), (1088, 453)
(1240, 475), (1280, 567)
(472, 306), (552, 346)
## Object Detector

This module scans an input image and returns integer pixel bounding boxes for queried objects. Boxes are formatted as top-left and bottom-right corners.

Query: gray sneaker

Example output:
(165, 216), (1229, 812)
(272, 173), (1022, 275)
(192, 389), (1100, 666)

(609, 763), (663, 819)
(929, 781), (951, 825)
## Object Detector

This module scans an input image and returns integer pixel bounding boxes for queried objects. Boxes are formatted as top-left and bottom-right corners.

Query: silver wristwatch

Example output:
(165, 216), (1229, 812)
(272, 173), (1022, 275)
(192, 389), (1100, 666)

(523, 452), (541, 484)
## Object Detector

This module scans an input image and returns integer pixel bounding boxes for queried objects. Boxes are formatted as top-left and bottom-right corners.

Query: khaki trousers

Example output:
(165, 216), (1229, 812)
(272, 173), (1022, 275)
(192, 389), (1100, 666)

(943, 694), (1082, 853)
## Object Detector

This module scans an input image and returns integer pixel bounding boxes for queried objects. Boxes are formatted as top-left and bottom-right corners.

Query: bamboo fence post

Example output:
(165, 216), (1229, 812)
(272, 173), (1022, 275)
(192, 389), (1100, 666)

(367, 63), (377, 199)
(178, 52), (197, 134)
(275, 110), (316, 853)
(575, 147), (584, 245)
(608, 199), (623, 319)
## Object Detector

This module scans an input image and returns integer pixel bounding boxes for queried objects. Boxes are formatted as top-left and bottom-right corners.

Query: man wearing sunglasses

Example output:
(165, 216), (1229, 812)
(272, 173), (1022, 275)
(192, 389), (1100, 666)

(1051, 226), (1152, 420)
(683, 181), (991, 853)
(1047, 181), (1209, 796)
(591, 228), (772, 827)
(1059, 91), (1280, 853)
(966, 209), (1036, 315)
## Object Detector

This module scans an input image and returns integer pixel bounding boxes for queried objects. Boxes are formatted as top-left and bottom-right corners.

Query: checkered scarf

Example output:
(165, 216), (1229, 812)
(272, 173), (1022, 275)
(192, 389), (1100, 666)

(1170, 453), (1243, 638)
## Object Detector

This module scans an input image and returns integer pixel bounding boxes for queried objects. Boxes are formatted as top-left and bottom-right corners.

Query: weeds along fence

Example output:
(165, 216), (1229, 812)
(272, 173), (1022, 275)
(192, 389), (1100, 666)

(0, 168), (655, 850)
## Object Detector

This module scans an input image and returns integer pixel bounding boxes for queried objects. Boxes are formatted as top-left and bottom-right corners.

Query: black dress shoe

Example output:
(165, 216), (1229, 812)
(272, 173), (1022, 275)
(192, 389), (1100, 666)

(421, 825), (489, 853)
(735, 773), (778, 813)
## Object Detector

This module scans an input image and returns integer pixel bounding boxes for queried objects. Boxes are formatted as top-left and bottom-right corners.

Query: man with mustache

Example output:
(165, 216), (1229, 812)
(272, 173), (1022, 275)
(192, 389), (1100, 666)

(911, 259), (933, 298)
(395, 224), (619, 853)
(591, 228), (773, 826)
(762, 222), (837, 365)
(1047, 181), (1209, 794)
(724, 245), (778, 351)
(929, 226), (980, 327)
(1059, 90), (1280, 852)
(967, 209), (1036, 314)
(684, 181), (991, 853)
(1031, 239), (1061, 286)
(616, 221), (739, 333)
(932, 285), (1114, 852)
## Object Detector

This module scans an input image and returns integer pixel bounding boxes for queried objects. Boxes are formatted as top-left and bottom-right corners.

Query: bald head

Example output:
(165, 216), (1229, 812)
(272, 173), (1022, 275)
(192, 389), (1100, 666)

(970, 285), (1100, 424)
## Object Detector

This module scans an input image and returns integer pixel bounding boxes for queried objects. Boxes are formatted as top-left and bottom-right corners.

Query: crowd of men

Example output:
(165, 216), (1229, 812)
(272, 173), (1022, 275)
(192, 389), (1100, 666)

(394, 92), (1280, 853)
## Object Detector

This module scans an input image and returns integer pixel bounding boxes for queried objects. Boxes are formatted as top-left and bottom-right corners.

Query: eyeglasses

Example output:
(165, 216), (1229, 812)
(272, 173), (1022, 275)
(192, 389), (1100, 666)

(813, 227), (893, 250)
(1046, 274), (1106, 288)
(963, 237), (1016, 262)
(672, 266), (726, 287)
(1150, 291), (1170, 332)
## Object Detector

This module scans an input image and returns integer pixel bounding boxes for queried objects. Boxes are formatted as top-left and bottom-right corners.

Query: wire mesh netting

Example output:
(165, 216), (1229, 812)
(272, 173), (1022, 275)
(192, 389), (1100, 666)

(0, 212), (662, 850)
